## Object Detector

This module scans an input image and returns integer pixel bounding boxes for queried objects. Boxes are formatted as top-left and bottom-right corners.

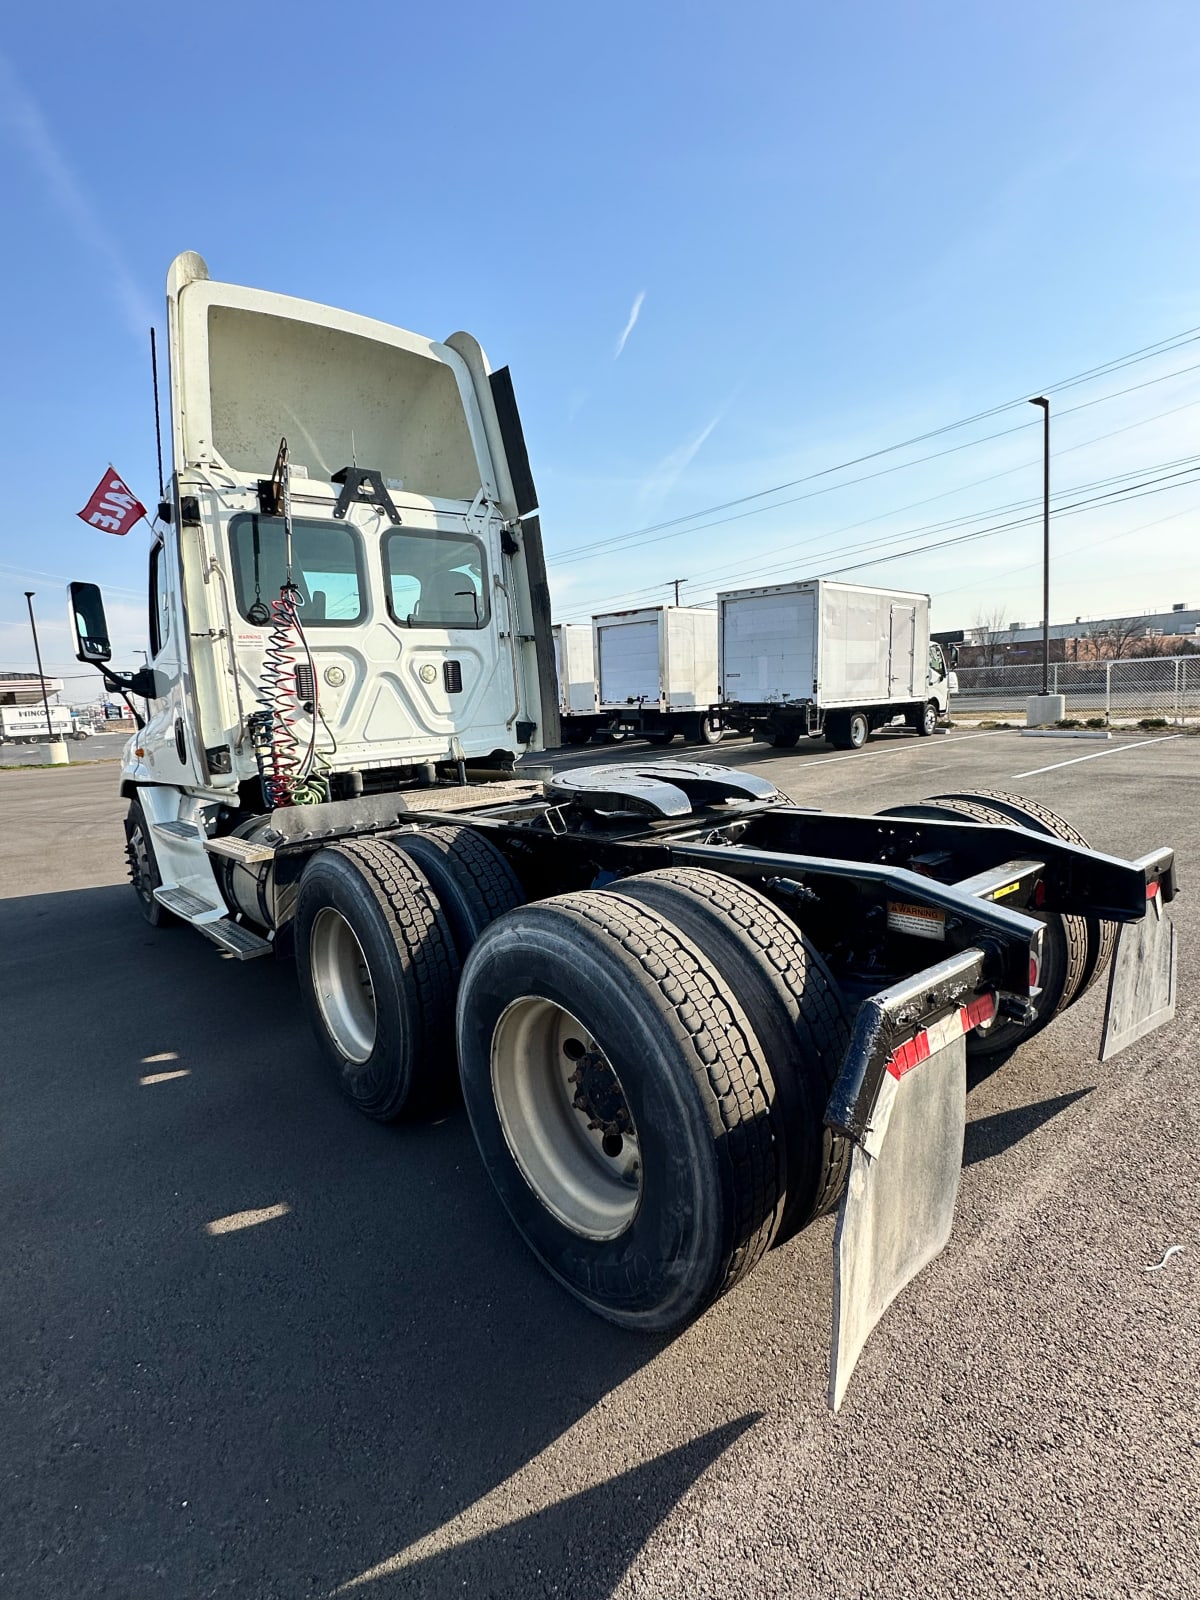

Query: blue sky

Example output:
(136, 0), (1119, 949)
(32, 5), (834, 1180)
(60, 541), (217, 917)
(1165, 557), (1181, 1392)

(2, 1), (1200, 698)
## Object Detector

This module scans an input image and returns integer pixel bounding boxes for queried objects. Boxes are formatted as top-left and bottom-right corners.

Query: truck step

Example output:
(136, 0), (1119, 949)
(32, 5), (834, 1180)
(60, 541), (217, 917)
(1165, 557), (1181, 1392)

(152, 886), (225, 921)
(197, 918), (273, 959)
(204, 835), (276, 865)
(154, 820), (203, 840)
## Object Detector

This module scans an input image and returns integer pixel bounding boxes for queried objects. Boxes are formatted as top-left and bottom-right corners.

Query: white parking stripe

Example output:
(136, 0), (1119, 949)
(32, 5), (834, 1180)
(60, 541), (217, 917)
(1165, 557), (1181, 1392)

(799, 730), (1010, 769)
(1012, 733), (1184, 779)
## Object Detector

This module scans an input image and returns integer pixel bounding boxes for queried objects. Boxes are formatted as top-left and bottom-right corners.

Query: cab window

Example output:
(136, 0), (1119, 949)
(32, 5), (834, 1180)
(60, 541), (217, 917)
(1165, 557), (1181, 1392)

(929, 644), (946, 678)
(383, 529), (489, 629)
(229, 515), (365, 625)
(149, 541), (170, 656)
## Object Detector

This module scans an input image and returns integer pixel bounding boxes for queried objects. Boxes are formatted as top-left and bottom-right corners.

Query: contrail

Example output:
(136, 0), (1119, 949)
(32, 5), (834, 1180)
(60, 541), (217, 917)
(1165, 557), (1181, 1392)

(0, 51), (156, 337)
(614, 290), (646, 359)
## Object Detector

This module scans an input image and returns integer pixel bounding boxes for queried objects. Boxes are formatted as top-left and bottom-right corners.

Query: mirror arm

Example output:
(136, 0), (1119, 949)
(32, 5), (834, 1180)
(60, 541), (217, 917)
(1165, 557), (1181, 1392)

(92, 663), (151, 730)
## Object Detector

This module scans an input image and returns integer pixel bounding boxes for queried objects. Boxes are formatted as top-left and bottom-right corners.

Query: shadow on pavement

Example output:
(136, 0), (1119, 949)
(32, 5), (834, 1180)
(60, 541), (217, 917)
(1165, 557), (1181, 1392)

(963, 1087), (1093, 1167)
(0, 883), (748, 1598)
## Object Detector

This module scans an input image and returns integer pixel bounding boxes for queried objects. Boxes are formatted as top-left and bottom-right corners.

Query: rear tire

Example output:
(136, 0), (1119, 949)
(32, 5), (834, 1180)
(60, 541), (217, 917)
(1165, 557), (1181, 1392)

(925, 789), (1115, 996)
(295, 838), (459, 1119)
(563, 724), (593, 746)
(879, 795), (1087, 1057)
(766, 727), (800, 749)
(645, 729), (677, 746)
(456, 891), (783, 1332)
(827, 712), (869, 750)
(689, 714), (725, 746)
(385, 825), (525, 961)
(615, 868), (851, 1238)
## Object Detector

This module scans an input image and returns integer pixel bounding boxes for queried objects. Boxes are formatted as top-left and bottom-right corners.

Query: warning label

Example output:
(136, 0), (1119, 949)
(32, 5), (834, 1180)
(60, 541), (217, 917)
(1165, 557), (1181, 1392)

(887, 902), (946, 941)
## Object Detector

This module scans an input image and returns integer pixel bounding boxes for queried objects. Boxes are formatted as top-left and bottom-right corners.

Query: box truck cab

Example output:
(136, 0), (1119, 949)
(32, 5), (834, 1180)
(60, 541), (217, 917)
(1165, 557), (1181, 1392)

(718, 579), (955, 750)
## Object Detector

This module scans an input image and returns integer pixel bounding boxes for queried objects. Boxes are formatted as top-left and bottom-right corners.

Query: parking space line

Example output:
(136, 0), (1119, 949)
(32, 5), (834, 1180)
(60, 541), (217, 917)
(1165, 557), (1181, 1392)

(1012, 733), (1184, 779)
(799, 730), (1010, 769)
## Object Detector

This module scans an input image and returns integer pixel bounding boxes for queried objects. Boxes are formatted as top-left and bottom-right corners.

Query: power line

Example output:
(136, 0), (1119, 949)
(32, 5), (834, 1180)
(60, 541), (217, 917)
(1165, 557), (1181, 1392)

(560, 462), (1200, 621)
(556, 432), (1200, 621)
(549, 351), (1200, 569)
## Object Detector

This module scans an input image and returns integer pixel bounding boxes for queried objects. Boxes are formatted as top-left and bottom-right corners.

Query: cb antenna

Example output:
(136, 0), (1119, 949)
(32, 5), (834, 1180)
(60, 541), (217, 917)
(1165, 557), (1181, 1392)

(150, 328), (165, 501)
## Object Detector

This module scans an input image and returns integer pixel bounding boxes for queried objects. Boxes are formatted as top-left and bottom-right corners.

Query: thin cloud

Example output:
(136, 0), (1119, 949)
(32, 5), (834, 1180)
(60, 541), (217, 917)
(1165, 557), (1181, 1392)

(0, 51), (155, 337)
(614, 291), (646, 360)
(636, 413), (722, 516)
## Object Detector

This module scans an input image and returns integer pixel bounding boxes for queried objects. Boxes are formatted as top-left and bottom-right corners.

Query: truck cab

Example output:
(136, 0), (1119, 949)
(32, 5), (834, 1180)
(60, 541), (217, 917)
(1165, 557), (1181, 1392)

(85, 253), (556, 812)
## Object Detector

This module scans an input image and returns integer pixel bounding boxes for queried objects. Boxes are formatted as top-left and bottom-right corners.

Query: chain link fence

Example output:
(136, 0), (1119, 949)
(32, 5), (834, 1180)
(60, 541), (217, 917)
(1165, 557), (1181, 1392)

(954, 654), (1200, 723)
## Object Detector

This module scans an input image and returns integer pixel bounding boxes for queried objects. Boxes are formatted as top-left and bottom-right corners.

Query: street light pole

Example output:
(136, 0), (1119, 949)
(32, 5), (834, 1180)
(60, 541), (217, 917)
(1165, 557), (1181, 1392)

(23, 591), (58, 742)
(1029, 397), (1050, 696)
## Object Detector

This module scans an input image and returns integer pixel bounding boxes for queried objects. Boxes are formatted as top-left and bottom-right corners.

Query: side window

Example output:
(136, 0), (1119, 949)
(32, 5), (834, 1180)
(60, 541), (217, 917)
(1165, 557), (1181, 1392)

(929, 643), (945, 678)
(149, 542), (170, 657)
(382, 529), (489, 629)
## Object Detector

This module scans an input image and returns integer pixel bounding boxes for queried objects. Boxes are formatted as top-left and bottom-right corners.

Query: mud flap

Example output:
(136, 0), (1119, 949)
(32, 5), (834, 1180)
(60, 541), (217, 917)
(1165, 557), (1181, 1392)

(1100, 894), (1176, 1062)
(829, 1036), (966, 1411)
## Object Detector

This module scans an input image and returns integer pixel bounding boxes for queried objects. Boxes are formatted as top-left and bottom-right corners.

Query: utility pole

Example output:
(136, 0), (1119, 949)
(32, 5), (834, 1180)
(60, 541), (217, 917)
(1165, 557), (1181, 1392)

(23, 592), (57, 734)
(1028, 397), (1051, 695)
(670, 578), (687, 606)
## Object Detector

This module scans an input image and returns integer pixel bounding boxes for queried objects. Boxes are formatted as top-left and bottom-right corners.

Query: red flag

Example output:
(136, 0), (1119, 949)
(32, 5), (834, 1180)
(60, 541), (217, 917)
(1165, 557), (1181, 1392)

(77, 468), (148, 536)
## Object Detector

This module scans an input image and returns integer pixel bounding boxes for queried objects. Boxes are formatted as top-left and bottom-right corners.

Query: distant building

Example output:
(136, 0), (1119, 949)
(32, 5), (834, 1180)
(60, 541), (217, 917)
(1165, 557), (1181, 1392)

(0, 671), (64, 706)
(956, 607), (1200, 666)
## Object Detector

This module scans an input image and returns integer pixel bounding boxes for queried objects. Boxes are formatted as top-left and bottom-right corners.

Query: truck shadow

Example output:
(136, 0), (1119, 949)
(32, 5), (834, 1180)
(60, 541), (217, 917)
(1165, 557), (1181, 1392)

(963, 1088), (1093, 1167)
(0, 883), (759, 1600)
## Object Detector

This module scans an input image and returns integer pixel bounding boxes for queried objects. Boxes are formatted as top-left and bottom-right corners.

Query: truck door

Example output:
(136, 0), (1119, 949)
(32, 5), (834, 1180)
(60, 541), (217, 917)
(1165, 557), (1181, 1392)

(889, 605), (917, 696)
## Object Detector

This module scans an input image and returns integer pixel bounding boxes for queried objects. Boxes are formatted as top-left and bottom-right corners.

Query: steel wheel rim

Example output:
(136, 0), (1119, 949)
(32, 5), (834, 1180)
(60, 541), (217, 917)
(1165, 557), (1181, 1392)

(851, 714), (868, 745)
(923, 704), (937, 734)
(310, 907), (377, 1063)
(128, 824), (154, 905)
(490, 997), (642, 1240)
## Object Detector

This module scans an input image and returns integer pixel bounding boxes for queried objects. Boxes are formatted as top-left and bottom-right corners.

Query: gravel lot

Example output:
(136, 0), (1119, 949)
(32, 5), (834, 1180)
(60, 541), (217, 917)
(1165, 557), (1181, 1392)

(1, 729), (1196, 1599)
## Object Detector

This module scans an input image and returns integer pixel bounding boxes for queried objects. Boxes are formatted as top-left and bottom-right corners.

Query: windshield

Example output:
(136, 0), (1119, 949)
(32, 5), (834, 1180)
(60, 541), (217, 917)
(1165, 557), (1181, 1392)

(383, 529), (489, 629)
(229, 515), (365, 625)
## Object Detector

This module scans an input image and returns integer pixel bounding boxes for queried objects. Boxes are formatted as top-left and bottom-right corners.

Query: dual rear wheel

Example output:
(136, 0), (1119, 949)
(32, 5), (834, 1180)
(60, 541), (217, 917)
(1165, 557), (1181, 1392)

(295, 834), (849, 1333)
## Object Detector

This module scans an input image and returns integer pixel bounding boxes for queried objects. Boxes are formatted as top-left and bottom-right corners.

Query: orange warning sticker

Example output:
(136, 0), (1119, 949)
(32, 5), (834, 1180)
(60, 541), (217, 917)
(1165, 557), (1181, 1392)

(887, 901), (946, 941)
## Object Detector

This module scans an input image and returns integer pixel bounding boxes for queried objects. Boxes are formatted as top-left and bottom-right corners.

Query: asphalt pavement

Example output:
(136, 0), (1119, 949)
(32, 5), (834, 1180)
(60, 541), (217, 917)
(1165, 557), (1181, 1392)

(1, 728), (1196, 1599)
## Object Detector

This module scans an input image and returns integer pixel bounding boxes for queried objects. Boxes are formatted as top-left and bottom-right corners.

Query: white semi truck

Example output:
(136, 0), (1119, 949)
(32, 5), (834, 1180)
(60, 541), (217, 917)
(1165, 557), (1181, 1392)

(718, 578), (956, 750)
(68, 255), (1177, 1408)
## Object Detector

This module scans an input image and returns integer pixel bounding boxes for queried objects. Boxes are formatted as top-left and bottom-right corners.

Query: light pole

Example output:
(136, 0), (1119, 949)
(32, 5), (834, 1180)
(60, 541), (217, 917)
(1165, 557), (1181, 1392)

(23, 591), (60, 748)
(1029, 397), (1050, 696)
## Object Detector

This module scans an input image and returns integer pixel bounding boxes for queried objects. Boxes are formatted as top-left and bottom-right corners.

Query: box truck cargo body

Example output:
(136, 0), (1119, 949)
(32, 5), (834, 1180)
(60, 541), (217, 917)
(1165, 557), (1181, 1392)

(0, 704), (78, 743)
(556, 606), (724, 745)
(553, 624), (597, 716)
(718, 579), (954, 750)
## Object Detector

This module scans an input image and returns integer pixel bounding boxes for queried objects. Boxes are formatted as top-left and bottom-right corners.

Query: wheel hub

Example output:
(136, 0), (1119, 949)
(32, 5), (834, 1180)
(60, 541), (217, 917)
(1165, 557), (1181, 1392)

(490, 998), (642, 1239)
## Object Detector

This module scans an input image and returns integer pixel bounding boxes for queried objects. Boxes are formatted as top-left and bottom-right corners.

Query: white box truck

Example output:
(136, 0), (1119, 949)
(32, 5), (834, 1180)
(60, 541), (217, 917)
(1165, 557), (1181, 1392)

(552, 623), (599, 745)
(0, 704), (83, 744)
(591, 605), (724, 746)
(718, 579), (956, 750)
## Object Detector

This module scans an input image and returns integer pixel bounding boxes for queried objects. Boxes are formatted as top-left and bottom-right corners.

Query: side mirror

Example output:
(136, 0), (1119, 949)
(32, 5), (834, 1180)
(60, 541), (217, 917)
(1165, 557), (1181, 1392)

(69, 581), (112, 664)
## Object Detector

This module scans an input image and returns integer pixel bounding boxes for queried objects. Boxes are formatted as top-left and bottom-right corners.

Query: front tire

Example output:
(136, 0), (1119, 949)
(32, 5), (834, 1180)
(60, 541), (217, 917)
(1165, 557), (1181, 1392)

(295, 839), (460, 1119)
(124, 796), (175, 927)
(915, 701), (938, 737)
(457, 892), (783, 1332)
